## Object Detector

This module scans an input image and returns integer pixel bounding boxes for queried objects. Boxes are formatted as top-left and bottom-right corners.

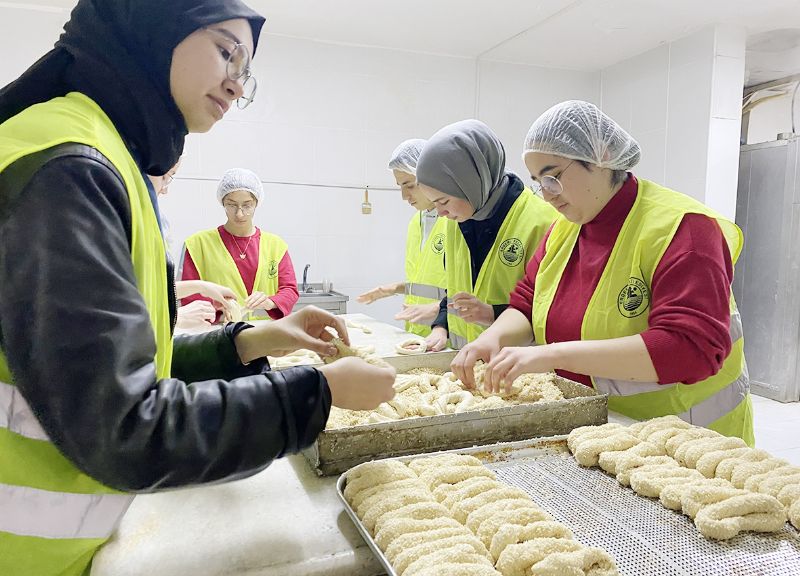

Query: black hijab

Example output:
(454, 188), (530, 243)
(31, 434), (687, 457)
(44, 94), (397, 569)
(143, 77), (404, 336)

(0, 0), (265, 175)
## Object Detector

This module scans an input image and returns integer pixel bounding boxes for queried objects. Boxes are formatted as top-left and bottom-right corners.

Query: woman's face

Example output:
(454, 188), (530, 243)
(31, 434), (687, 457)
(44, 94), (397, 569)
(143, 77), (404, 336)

(222, 189), (258, 226)
(524, 152), (614, 225)
(393, 169), (434, 211)
(170, 18), (253, 133)
(420, 184), (475, 223)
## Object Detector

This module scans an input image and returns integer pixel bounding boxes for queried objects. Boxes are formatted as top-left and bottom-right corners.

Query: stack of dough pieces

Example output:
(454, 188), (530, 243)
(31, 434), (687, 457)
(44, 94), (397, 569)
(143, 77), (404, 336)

(568, 416), (790, 540)
(344, 454), (618, 576)
(327, 365), (564, 430)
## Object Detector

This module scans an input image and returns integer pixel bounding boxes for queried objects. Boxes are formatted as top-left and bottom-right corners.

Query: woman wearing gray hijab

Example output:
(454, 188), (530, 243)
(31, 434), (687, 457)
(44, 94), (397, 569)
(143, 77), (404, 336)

(416, 119), (558, 350)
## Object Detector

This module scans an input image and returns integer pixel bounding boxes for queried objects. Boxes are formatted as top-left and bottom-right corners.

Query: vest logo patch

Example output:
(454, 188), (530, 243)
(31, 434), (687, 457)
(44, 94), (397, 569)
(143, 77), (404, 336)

(617, 277), (650, 318)
(432, 233), (445, 255)
(499, 238), (524, 267)
(268, 260), (278, 278)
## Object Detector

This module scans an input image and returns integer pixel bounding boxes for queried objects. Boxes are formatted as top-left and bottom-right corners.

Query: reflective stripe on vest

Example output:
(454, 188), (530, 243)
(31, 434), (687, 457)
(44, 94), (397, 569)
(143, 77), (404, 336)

(446, 189), (557, 346)
(0, 380), (48, 441)
(184, 229), (286, 320)
(406, 282), (447, 301)
(532, 178), (752, 442)
(0, 484), (133, 540)
(0, 92), (170, 575)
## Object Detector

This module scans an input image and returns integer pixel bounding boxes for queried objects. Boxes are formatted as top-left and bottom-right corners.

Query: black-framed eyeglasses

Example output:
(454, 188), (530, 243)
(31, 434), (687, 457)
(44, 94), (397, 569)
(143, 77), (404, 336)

(531, 160), (575, 198)
(205, 28), (258, 109)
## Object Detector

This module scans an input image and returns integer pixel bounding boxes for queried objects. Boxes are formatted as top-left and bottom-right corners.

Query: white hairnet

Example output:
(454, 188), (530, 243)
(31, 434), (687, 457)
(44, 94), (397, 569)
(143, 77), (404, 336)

(523, 100), (641, 170)
(216, 168), (263, 204)
(387, 138), (427, 175)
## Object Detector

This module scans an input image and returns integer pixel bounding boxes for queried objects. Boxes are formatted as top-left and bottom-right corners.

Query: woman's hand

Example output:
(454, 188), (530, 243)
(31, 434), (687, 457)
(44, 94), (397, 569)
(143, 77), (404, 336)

(176, 300), (217, 330)
(484, 346), (556, 394)
(319, 357), (396, 410)
(246, 291), (276, 310)
(234, 306), (349, 362)
(451, 334), (501, 389)
(448, 292), (494, 326)
(357, 282), (403, 304)
(394, 302), (439, 324)
(424, 326), (449, 352)
(196, 280), (237, 307)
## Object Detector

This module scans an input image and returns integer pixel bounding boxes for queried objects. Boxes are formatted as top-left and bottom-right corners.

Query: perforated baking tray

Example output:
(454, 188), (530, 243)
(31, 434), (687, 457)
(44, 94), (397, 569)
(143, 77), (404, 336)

(337, 437), (800, 576)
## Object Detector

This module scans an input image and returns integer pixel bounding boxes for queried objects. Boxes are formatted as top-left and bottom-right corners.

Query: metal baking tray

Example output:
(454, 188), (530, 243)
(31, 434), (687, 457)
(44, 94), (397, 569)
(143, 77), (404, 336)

(303, 351), (607, 475)
(337, 437), (800, 576)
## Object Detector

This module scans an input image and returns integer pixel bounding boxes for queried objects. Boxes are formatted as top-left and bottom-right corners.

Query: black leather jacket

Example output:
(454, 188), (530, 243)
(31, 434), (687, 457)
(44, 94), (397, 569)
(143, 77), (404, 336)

(0, 144), (330, 492)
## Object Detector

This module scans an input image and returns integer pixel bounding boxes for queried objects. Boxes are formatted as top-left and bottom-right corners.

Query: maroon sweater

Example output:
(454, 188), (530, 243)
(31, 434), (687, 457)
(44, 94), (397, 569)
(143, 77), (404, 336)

(181, 226), (299, 320)
(509, 175), (733, 387)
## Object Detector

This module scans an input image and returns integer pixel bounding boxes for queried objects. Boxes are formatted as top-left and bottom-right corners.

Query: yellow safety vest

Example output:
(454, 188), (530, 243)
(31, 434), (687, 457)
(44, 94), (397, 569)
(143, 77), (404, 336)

(403, 212), (447, 337)
(0, 92), (172, 575)
(446, 189), (557, 348)
(532, 178), (753, 445)
(184, 229), (287, 320)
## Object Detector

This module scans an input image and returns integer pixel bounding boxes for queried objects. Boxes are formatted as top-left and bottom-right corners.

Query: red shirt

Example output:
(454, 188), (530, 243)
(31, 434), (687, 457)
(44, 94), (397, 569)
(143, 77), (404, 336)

(509, 175), (733, 387)
(180, 226), (299, 320)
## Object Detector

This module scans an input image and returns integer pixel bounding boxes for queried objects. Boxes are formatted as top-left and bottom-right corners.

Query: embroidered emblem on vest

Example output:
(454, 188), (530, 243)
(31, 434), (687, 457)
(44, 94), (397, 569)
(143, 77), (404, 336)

(268, 260), (278, 278)
(617, 277), (650, 318)
(499, 238), (524, 267)
(432, 233), (445, 255)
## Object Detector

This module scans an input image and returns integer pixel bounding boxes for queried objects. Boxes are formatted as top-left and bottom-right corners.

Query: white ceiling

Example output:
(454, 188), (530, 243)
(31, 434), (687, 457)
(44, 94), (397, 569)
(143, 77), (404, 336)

(15, 0), (800, 87)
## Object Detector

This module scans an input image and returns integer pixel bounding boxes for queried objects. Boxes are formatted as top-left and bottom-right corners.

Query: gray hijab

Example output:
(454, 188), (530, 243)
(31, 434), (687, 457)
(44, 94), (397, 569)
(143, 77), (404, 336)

(416, 119), (509, 221)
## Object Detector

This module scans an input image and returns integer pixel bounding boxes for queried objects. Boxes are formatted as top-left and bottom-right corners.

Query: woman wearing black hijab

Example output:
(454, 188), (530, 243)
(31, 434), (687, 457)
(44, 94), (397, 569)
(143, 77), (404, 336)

(0, 2), (394, 574)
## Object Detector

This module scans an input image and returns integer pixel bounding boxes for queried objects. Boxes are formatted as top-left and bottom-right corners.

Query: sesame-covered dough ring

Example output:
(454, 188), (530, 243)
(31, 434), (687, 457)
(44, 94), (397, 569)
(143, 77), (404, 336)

(489, 521), (574, 561)
(372, 501), (452, 536)
(629, 415), (691, 440)
(729, 459), (790, 489)
(466, 499), (546, 534)
(396, 338), (428, 355)
(436, 391), (475, 414)
(673, 436), (747, 469)
(408, 454), (484, 475)
(646, 426), (701, 452)
(615, 456), (679, 487)
(629, 465), (704, 498)
(695, 448), (758, 478)
(714, 451), (778, 482)
(474, 508), (555, 549)
(573, 432), (639, 467)
(789, 499), (800, 530)
(531, 547), (619, 576)
(598, 442), (664, 475)
(694, 493), (787, 540)
(496, 538), (584, 576)
(439, 478), (505, 510)
(362, 492), (435, 533)
(679, 482), (747, 519)
(777, 484), (800, 509)
(393, 536), (492, 575)
(664, 428), (721, 457)
(451, 486), (531, 523)
(567, 423), (625, 453)
(418, 465), (496, 491)
(375, 518), (464, 551)
(346, 460), (415, 485)
(409, 564), (502, 576)
(350, 478), (427, 510)
(753, 473), (800, 499)
(402, 545), (494, 576)
(659, 478), (734, 512)
(743, 466), (800, 492)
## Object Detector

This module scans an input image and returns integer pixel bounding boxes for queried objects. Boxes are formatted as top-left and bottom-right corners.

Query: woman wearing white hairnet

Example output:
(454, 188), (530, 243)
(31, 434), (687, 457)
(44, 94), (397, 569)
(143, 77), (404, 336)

(417, 120), (558, 351)
(357, 139), (448, 337)
(453, 100), (753, 444)
(181, 167), (299, 320)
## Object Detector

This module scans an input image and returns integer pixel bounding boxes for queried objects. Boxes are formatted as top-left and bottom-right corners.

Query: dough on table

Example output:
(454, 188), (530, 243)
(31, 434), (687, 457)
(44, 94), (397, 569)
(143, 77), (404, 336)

(396, 338), (427, 355)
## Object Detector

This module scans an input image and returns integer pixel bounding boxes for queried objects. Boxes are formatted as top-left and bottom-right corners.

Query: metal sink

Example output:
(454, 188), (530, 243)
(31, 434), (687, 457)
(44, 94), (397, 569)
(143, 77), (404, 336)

(294, 282), (349, 314)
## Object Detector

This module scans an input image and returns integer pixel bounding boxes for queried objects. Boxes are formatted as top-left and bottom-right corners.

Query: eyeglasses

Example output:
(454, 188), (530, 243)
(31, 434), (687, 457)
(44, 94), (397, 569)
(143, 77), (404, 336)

(163, 173), (174, 187)
(531, 160), (575, 198)
(205, 28), (258, 109)
(223, 203), (256, 215)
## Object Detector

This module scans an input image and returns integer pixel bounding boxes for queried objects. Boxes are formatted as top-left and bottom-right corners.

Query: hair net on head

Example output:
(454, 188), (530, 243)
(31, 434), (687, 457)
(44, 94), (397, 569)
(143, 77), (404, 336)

(217, 168), (263, 204)
(387, 139), (427, 175)
(524, 100), (641, 171)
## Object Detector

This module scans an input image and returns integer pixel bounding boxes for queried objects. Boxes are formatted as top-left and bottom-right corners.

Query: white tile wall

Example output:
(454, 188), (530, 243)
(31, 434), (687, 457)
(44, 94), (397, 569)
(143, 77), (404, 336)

(746, 93), (796, 145)
(752, 394), (800, 464)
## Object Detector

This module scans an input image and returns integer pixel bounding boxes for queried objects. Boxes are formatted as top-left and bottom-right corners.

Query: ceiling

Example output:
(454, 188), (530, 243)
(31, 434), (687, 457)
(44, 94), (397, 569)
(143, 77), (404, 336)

(12, 0), (800, 87)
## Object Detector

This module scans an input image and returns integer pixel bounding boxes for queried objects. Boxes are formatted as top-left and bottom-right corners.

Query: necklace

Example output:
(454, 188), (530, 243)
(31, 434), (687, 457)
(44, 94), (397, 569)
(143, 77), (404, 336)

(230, 232), (255, 260)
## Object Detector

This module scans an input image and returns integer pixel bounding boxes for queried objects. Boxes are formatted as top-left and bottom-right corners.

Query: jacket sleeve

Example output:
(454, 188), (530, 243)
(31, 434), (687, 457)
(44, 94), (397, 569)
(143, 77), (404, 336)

(0, 149), (330, 492)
